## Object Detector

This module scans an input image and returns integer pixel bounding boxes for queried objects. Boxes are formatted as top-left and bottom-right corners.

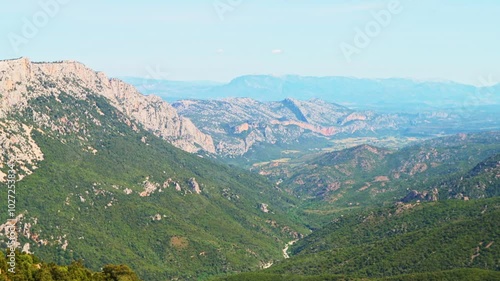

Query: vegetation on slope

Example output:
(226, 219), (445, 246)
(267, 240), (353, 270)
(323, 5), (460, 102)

(253, 133), (500, 227)
(213, 268), (500, 281)
(216, 198), (500, 280)
(0, 92), (307, 280)
(274, 198), (499, 277)
(0, 251), (140, 281)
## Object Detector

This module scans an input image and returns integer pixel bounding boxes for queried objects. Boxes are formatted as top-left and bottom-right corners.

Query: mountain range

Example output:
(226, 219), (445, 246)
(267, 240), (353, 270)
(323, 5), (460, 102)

(124, 75), (500, 113)
(1, 58), (499, 281)
(125, 75), (500, 161)
(170, 97), (500, 162)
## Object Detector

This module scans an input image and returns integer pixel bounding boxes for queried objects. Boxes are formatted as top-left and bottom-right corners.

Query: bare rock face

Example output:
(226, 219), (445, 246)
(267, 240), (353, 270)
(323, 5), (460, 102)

(173, 97), (411, 156)
(0, 58), (215, 153)
(139, 178), (159, 197)
(189, 178), (201, 194)
(401, 188), (439, 203)
(234, 123), (250, 134)
(401, 190), (425, 203)
(430, 188), (439, 202)
(0, 120), (44, 182)
(260, 203), (269, 213)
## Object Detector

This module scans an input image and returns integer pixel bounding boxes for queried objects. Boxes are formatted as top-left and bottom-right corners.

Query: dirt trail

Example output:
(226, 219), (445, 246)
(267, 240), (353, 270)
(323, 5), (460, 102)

(282, 239), (299, 259)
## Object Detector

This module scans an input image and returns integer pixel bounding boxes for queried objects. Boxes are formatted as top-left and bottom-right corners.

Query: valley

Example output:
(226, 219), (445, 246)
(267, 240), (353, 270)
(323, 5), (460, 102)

(2, 2), (499, 280)
(0, 58), (499, 281)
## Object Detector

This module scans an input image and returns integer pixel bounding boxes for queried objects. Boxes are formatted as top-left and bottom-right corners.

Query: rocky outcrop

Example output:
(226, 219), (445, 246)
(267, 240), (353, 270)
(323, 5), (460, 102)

(234, 123), (250, 134)
(260, 203), (269, 213)
(139, 178), (159, 197)
(0, 58), (215, 153)
(189, 178), (201, 194)
(0, 120), (44, 181)
(401, 188), (439, 203)
(173, 98), (412, 156)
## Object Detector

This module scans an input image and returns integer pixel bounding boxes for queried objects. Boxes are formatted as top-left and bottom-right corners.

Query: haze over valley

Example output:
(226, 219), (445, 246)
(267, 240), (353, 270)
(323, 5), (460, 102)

(1, 1), (499, 280)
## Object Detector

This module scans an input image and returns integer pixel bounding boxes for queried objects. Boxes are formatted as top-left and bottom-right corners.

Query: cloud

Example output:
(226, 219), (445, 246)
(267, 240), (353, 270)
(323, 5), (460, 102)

(271, 49), (284, 55)
(216, 48), (224, 54)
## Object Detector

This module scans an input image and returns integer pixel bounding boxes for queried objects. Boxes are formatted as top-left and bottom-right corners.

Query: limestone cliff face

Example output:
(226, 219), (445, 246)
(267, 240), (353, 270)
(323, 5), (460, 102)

(173, 98), (411, 156)
(0, 58), (214, 153)
(0, 121), (44, 182)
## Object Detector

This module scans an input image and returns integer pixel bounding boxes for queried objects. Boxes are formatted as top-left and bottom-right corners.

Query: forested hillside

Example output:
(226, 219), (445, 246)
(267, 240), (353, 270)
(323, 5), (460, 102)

(0, 251), (141, 281)
(217, 198), (500, 280)
(0, 90), (306, 280)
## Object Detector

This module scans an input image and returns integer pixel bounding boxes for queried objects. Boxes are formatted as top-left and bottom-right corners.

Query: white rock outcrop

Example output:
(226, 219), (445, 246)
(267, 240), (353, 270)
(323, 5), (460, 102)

(0, 58), (215, 153)
(260, 203), (269, 213)
(189, 178), (201, 194)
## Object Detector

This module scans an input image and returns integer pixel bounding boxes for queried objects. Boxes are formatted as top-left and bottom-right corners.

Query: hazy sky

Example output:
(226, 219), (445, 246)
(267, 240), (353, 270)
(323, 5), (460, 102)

(1, 0), (499, 85)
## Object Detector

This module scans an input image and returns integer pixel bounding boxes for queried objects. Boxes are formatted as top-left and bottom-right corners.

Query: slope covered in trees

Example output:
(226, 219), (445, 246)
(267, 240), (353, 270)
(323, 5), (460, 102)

(0, 251), (140, 281)
(0, 91), (306, 280)
(216, 198), (500, 280)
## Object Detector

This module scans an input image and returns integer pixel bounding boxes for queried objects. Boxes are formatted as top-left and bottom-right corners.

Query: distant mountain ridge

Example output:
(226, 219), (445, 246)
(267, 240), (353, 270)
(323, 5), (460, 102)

(172, 97), (500, 159)
(172, 97), (413, 156)
(122, 74), (500, 159)
(124, 75), (500, 113)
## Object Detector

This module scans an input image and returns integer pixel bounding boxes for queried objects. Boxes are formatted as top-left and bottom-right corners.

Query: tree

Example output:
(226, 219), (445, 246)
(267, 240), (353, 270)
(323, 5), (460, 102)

(102, 265), (140, 281)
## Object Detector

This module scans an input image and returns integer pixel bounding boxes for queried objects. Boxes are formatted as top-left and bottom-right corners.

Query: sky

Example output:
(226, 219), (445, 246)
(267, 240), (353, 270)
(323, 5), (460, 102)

(1, 0), (499, 85)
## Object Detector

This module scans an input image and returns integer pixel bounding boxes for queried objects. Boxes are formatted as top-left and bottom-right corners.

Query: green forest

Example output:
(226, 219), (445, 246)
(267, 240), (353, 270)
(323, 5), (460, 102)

(0, 251), (140, 281)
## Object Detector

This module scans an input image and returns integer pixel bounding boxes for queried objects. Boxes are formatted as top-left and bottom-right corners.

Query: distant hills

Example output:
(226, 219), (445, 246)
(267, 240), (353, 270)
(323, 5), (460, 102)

(170, 97), (500, 162)
(253, 132), (500, 224)
(123, 75), (500, 113)
(121, 77), (222, 102)
(171, 97), (412, 157)
(124, 75), (500, 160)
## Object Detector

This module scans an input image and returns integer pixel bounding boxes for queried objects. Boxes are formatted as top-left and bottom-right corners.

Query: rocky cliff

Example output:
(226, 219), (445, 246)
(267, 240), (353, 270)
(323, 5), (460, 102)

(173, 98), (411, 156)
(0, 58), (215, 154)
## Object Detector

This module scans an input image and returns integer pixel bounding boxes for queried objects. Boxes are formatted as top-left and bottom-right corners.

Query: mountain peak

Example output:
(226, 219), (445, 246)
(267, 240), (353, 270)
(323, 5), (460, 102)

(0, 58), (215, 153)
(0, 57), (93, 72)
(0, 56), (30, 63)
